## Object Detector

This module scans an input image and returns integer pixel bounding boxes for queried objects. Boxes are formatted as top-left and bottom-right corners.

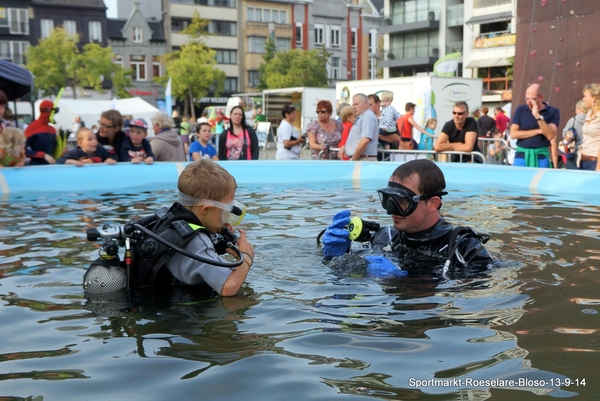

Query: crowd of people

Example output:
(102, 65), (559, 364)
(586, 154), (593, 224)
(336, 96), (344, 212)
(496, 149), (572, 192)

(1, 82), (599, 171)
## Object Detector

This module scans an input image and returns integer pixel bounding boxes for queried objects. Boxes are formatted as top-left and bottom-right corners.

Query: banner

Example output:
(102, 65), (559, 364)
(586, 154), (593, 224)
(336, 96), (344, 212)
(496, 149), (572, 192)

(165, 77), (172, 115)
(433, 52), (462, 77)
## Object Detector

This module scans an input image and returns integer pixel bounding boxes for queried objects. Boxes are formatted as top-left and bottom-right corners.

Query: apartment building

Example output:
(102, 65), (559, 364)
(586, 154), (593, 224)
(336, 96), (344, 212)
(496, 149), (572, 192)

(0, 1), (33, 66)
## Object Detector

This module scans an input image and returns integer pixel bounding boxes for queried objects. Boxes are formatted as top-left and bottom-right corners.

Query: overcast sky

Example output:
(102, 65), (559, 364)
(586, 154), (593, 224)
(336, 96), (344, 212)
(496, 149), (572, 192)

(105, 0), (117, 18)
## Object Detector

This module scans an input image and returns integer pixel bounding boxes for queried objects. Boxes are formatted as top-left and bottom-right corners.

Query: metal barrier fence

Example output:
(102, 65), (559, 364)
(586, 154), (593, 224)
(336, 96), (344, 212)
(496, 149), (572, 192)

(378, 149), (487, 163)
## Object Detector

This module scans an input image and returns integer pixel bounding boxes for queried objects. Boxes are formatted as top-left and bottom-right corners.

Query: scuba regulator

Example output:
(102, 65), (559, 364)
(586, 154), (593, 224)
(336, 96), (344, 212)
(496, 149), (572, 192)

(347, 217), (380, 242)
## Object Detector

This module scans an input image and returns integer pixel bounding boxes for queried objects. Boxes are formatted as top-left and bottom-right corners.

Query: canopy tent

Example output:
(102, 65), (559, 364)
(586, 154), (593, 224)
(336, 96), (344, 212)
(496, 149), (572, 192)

(0, 60), (33, 100)
(36, 97), (160, 135)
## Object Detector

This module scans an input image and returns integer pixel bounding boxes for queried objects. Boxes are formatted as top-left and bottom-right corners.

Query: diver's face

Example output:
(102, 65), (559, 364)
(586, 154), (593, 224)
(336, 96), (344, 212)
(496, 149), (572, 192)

(388, 174), (432, 234)
(197, 190), (235, 234)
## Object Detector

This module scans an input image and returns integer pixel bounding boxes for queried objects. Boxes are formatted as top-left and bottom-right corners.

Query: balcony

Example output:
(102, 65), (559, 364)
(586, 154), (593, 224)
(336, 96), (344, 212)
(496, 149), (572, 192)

(382, 8), (440, 35)
(379, 45), (439, 68)
(474, 0), (511, 7)
(474, 31), (515, 49)
(447, 4), (464, 27)
(446, 42), (464, 54)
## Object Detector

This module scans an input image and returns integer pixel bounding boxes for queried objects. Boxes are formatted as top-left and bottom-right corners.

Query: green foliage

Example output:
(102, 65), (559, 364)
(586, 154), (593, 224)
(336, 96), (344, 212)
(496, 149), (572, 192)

(159, 10), (225, 109)
(262, 48), (329, 89)
(26, 27), (132, 98)
(258, 38), (277, 90)
(506, 56), (514, 79)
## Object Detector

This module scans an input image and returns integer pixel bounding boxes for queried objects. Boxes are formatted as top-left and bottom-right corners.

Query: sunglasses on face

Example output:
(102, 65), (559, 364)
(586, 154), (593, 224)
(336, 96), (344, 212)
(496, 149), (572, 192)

(316, 110), (328, 114)
(452, 111), (466, 116)
(377, 182), (447, 217)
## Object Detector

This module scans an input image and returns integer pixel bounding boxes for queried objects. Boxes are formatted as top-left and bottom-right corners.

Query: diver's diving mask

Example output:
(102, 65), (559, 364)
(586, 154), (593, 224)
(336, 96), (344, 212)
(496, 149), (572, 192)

(178, 192), (247, 226)
(377, 182), (447, 217)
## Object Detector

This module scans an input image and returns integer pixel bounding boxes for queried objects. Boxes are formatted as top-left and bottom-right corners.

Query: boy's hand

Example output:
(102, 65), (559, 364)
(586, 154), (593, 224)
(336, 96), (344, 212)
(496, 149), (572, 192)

(104, 158), (117, 165)
(131, 156), (142, 164)
(235, 228), (254, 260)
(144, 157), (154, 164)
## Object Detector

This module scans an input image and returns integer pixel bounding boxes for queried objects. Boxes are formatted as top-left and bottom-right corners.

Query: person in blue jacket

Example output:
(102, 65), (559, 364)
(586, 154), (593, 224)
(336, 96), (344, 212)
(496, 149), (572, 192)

(321, 159), (493, 278)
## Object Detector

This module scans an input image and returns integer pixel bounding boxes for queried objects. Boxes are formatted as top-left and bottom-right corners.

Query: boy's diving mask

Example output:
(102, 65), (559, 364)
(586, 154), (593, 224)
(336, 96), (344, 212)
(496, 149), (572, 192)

(377, 182), (447, 217)
(178, 192), (247, 226)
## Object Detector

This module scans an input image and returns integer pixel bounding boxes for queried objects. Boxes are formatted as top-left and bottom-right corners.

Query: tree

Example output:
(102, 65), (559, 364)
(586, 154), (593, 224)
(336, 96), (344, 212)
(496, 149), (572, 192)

(258, 37), (276, 90)
(157, 11), (226, 119)
(26, 28), (132, 99)
(261, 48), (329, 89)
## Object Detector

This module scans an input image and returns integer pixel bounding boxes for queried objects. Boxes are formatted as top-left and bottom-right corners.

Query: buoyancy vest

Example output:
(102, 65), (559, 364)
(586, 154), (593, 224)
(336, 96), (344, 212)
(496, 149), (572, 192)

(132, 202), (211, 288)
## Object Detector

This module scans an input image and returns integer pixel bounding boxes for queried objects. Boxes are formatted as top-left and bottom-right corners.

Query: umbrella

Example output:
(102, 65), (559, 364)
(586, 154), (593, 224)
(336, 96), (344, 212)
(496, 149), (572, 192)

(0, 59), (33, 100)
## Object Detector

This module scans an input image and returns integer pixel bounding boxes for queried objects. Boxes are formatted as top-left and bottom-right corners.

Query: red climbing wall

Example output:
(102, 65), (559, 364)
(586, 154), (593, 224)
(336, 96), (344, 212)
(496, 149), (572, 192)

(513, 0), (600, 133)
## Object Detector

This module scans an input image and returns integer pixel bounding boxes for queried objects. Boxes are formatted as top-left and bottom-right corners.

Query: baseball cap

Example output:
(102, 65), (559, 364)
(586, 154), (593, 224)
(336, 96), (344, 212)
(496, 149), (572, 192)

(130, 118), (148, 131)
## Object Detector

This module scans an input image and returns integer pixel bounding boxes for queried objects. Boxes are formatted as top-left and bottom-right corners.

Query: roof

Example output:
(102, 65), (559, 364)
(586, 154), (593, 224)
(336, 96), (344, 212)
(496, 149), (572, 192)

(32, 0), (106, 8)
(106, 18), (165, 42)
(466, 11), (513, 25)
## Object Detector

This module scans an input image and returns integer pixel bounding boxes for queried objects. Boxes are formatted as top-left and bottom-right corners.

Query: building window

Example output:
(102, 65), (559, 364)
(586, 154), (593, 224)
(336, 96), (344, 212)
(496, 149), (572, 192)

(248, 36), (267, 53)
(41, 19), (54, 39)
(392, 0), (439, 25)
(130, 55), (147, 81)
(114, 54), (123, 67)
(389, 31), (439, 61)
(0, 41), (28, 65)
(330, 26), (341, 48)
(9, 8), (29, 35)
(63, 20), (76, 37)
(279, 11), (287, 24)
(368, 57), (377, 79)
(254, 8), (263, 22)
(276, 38), (289, 52)
(133, 27), (143, 43)
(247, 7), (254, 21)
(329, 57), (340, 80)
(351, 58), (357, 80)
(351, 28), (357, 49)
(208, 21), (236, 36)
(477, 66), (511, 91)
(153, 56), (162, 77)
(314, 25), (324, 46)
(216, 49), (237, 64)
(0, 10), (8, 27)
(368, 29), (378, 54)
(89, 21), (102, 42)
(295, 23), (302, 46)
(248, 70), (260, 88)
(171, 18), (189, 32)
(224, 77), (238, 92)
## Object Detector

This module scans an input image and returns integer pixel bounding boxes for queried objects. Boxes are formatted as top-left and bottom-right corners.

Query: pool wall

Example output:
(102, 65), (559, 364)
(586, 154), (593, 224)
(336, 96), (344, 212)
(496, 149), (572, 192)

(0, 161), (598, 199)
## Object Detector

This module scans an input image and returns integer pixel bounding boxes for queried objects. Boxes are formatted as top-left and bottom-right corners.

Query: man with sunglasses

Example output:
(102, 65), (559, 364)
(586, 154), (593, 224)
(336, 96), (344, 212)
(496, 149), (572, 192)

(434, 101), (483, 163)
(322, 159), (493, 276)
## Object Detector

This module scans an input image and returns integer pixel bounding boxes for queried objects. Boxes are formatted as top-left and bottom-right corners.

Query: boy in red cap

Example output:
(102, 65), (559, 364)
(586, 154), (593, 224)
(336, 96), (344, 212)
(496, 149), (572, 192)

(120, 118), (155, 164)
(24, 100), (57, 165)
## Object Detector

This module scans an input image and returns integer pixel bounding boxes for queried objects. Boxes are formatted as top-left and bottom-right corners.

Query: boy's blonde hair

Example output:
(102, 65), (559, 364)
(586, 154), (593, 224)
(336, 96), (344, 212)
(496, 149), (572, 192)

(0, 127), (25, 155)
(425, 118), (437, 128)
(379, 91), (394, 102)
(76, 127), (94, 142)
(178, 160), (237, 203)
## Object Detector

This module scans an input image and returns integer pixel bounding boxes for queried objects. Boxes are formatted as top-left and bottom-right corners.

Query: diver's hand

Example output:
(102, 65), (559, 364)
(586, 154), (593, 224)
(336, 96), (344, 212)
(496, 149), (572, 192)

(236, 229), (254, 260)
(322, 210), (351, 259)
(364, 255), (408, 279)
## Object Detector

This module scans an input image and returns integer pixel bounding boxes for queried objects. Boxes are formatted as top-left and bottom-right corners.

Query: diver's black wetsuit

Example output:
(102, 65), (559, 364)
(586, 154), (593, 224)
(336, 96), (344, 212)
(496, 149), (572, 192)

(370, 218), (493, 276)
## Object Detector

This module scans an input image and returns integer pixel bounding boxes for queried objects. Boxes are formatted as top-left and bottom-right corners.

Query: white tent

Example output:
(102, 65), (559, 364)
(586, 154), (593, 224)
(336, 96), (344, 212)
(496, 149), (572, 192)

(35, 97), (160, 136)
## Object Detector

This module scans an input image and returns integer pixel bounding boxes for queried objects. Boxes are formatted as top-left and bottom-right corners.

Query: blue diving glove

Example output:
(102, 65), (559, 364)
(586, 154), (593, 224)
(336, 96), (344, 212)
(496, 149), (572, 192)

(364, 255), (408, 279)
(322, 210), (351, 259)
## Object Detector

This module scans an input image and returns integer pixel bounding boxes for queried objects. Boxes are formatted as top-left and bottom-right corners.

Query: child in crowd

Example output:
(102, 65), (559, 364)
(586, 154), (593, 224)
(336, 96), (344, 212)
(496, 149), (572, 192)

(189, 122), (218, 161)
(378, 90), (402, 149)
(57, 127), (117, 166)
(0, 127), (27, 167)
(120, 118), (155, 164)
(164, 159), (254, 296)
(419, 118), (437, 151)
(486, 130), (507, 164)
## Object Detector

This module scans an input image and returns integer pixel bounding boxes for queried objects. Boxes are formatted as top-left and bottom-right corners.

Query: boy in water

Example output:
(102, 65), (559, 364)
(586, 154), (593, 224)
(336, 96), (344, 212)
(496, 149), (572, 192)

(120, 118), (155, 164)
(189, 122), (218, 161)
(164, 159), (254, 296)
(57, 128), (117, 166)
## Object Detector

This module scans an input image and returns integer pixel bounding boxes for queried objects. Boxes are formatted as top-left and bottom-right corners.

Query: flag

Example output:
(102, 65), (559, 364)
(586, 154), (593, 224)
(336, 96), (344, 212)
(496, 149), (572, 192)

(165, 78), (172, 115)
(433, 52), (462, 77)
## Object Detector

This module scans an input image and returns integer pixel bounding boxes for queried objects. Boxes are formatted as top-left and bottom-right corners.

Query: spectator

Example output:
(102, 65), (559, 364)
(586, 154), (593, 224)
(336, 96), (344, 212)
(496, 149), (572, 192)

(398, 102), (430, 150)
(0, 127), (26, 167)
(336, 102), (350, 121)
(97, 109), (127, 162)
(276, 104), (306, 160)
(120, 118), (155, 164)
(345, 94), (379, 161)
(509, 84), (560, 168)
(338, 105), (355, 161)
(434, 101), (482, 163)
(71, 116), (84, 134)
(486, 130), (508, 164)
(477, 106), (496, 138)
(419, 118), (437, 151)
(197, 110), (209, 124)
(472, 107), (481, 120)
(367, 94), (381, 121)
(149, 112), (186, 161)
(306, 100), (342, 159)
(253, 107), (266, 128)
(378, 90), (402, 151)
(57, 127), (117, 166)
(172, 110), (182, 134)
(494, 107), (510, 135)
(0, 90), (12, 134)
(190, 122), (218, 161)
(218, 105), (259, 160)
(577, 83), (600, 171)
(561, 100), (587, 169)
(25, 100), (57, 165)
(122, 114), (132, 135)
(180, 116), (191, 157)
